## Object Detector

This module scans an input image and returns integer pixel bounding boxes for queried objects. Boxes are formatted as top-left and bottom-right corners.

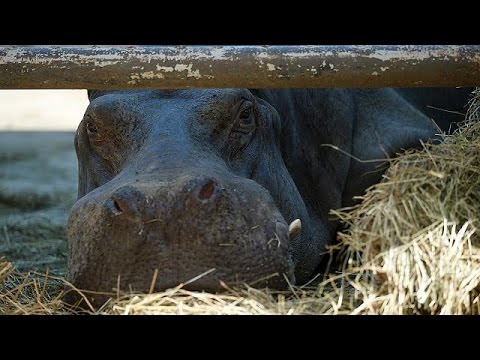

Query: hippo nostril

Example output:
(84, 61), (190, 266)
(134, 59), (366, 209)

(105, 197), (124, 216)
(105, 186), (145, 219)
(197, 179), (217, 201)
(112, 198), (125, 213)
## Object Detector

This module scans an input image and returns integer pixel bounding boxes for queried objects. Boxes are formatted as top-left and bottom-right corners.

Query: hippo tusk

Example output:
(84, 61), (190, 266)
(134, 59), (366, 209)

(288, 219), (302, 238)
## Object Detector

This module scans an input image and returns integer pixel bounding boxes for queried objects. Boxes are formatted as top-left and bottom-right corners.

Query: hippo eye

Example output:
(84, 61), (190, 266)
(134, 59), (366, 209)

(240, 106), (253, 122)
(86, 122), (98, 135)
(236, 101), (256, 132)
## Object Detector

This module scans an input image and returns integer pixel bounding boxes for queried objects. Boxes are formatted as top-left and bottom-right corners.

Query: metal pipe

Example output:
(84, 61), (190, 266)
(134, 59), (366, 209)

(0, 45), (479, 89)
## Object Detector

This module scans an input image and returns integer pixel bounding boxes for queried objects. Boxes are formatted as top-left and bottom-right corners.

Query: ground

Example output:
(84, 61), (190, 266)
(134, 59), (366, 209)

(0, 90), (88, 276)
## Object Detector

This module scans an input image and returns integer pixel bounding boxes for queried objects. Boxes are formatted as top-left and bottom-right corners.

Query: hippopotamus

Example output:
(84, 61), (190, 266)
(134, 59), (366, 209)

(66, 87), (471, 305)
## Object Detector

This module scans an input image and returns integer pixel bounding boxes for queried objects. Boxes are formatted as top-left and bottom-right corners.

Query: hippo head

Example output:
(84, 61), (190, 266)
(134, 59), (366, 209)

(67, 89), (324, 304)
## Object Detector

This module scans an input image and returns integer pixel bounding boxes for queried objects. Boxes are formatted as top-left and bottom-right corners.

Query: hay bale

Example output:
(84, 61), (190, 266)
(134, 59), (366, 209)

(332, 88), (480, 314)
(1, 89), (479, 315)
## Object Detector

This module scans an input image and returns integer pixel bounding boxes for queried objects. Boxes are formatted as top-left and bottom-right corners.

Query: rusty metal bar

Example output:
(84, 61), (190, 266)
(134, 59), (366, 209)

(0, 45), (479, 89)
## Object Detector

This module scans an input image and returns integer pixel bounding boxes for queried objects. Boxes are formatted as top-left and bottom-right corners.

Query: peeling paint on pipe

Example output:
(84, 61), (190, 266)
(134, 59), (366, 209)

(0, 45), (479, 89)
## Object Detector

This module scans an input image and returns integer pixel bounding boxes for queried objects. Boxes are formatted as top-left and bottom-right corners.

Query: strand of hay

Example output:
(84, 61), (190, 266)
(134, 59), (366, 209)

(0, 259), (13, 284)
(331, 88), (480, 314)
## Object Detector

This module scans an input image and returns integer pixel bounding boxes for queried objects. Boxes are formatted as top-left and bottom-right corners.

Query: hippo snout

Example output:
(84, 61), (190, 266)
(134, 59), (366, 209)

(107, 178), (221, 220)
(67, 88), (324, 308)
(66, 173), (295, 304)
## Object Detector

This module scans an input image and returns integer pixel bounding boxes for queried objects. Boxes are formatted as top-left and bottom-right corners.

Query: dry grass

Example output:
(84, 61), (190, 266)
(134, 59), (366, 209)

(0, 261), (68, 314)
(1, 89), (479, 315)
(0, 259), (359, 314)
(98, 283), (356, 315)
(332, 88), (480, 314)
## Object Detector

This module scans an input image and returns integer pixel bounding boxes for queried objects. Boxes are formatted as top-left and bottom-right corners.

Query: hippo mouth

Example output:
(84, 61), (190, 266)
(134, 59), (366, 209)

(66, 175), (300, 306)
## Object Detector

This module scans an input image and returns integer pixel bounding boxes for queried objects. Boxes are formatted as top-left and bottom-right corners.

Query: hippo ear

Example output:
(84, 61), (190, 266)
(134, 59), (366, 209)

(87, 90), (109, 101)
(87, 90), (98, 101)
(341, 89), (439, 206)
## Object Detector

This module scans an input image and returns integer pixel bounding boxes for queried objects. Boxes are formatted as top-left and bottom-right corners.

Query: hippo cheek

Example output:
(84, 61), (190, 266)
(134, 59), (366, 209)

(65, 179), (295, 306)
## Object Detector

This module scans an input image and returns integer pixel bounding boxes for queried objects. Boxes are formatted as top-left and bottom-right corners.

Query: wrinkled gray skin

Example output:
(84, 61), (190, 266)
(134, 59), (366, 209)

(67, 87), (463, 306)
